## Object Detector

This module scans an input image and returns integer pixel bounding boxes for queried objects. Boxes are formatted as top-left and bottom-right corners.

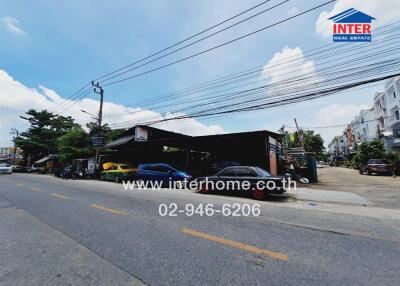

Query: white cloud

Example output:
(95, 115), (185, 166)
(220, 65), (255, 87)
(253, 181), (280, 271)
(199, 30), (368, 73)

(316, 0), (400, 38)
(2, 17), (26, 36)
(261, 46), (316, 84)
(313, 103), (369, 145)
(158, 112), (224, 136)
(0, 69), (224, 146)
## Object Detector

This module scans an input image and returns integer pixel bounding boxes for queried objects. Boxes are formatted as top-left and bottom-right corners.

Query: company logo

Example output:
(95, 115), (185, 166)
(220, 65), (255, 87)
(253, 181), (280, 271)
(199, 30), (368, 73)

(328, 8), (376, 42)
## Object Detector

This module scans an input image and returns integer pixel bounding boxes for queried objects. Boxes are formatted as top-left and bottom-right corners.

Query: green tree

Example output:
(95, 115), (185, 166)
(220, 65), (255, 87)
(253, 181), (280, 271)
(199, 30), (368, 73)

(353, 139), (386, 167)
(16, 109), (78, 161)
(286, 130), (326, 160)
(385, 151), (400, 176)
(86, 122), (125, 143)
(57, 127), (94, 162)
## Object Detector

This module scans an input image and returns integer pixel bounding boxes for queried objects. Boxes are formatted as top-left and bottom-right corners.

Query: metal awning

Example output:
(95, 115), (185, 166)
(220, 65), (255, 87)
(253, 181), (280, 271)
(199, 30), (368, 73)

(105, 135), (135, 148)
(33, 154), (59, 166)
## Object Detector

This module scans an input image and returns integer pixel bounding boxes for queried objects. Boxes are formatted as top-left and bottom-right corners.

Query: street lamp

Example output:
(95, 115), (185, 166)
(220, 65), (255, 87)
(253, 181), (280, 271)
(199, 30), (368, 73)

(81, 109), (98, 120)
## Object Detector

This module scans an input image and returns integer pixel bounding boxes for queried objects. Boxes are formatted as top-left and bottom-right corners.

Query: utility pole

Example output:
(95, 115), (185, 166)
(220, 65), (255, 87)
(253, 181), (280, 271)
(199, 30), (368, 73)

(92, 81), (104, 130)
(279, 124), (286, 149)
(92, 81), (104, 168)
(10, 128), (19, 165)
(294, 118), (305, 150)
(377, 124), (382, 140)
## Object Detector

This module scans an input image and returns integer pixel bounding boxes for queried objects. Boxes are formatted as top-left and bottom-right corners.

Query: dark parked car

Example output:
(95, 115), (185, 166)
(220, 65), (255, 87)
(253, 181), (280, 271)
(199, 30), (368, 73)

(208, 161), (240, 175)
(196, 166), (286, 200)
(359, 159), (393, 175)
(133, 163), (191, 187)
(11, 165), (27, 173)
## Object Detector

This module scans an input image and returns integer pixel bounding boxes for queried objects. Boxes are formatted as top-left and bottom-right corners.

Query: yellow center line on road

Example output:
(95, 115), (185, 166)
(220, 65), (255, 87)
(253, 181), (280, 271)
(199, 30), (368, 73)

(90, 204), (128, 216)
(50, 193), (71, 200)
(181, 228), (288, 261)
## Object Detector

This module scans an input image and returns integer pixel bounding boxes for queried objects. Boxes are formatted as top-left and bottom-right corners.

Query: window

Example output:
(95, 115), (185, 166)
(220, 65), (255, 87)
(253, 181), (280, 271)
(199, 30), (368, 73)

(119, 165), (133, 169)
(395, 110), (400, 120)
(394, 91), (397, 99)
(369, 159), (388, 164)
(236, 167), (258, 177)
(218, 168), (237, 177)
(150, 165), (172, 173)
(141, 165), (153, 171)
(255, 167), (271, 177)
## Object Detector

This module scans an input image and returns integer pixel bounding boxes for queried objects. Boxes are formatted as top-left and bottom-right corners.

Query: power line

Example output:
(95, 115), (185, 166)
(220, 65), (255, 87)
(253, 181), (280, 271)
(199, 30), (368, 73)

(157, 81), (387, 129)
(108, 58), (400, 128)
(53, 0), (335, 116)
(50, 0), (283, 113)
(102, 0), (336, 88)
(94, 0), (277, 82)
(103, 31), (400, 120)
(286, 115), (397, 130)
(54, 88), (93, 116)
(126, 65), (400, 127)
(102, 20), (400, 110)
(98, 0), (290, 85)
(106, 40), (400, 127)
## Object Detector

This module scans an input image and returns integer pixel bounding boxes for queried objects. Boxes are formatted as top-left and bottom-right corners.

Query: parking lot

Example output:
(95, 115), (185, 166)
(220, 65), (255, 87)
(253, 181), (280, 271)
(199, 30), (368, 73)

(309, 166), (400, 209)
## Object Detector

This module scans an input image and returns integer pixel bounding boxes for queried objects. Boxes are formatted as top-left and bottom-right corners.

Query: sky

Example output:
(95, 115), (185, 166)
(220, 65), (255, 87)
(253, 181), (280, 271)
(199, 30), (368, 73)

(1, 0), (400, 147)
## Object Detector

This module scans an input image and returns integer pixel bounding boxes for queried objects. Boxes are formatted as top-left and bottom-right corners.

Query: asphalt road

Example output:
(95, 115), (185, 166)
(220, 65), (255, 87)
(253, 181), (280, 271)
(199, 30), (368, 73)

(1, 174), (400, 286)
(310, 166), (400, 209)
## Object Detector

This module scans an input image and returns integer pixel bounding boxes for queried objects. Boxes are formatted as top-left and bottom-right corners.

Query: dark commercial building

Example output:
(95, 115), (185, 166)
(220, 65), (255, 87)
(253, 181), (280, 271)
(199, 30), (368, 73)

(105, 125), (282, 175)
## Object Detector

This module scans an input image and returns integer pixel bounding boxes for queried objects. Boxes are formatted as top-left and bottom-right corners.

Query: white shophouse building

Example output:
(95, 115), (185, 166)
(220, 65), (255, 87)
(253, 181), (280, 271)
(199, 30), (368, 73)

(328, 77), (400, 157)
(351, 108), (377, 144)
(383, 77), (400, 151)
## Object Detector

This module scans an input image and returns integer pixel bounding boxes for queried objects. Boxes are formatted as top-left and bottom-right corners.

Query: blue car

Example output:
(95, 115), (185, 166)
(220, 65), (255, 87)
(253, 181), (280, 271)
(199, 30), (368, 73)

(134, 163), (191, 187)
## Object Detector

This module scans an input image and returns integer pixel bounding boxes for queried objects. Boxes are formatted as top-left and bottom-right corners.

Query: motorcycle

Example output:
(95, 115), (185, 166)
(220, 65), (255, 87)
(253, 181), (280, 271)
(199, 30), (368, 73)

(284, 165), (309, 184)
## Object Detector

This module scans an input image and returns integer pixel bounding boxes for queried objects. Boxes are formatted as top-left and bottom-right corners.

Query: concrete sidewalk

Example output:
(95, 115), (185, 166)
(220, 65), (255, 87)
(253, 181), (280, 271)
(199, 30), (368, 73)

(289, 187), (371, 206)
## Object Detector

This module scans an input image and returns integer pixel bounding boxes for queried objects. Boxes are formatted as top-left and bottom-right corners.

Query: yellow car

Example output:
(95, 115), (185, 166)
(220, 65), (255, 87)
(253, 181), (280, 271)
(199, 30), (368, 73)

(100, 163), (136, 183)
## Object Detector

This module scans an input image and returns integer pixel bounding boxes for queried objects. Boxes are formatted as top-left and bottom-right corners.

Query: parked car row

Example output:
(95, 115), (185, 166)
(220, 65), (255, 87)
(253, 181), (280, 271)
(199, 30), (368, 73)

(0, 164), (32, 174)
(50, 160), (288, 200)
(98, 162), (286, 200)
(100, 163), (190, 185)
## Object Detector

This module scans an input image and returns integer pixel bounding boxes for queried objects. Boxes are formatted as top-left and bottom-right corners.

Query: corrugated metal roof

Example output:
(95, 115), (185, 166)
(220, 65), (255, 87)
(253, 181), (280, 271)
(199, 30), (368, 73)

(105, 135), (135, 148)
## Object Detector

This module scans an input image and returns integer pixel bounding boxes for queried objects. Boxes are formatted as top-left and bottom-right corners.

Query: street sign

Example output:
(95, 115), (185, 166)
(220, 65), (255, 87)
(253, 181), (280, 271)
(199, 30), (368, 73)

(92, 136), (105, 147)
(135, 126), (148, 142)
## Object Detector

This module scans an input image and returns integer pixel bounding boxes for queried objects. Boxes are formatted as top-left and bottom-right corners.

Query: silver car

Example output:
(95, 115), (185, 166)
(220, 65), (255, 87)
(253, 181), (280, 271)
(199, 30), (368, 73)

(0, 163), (12, 174)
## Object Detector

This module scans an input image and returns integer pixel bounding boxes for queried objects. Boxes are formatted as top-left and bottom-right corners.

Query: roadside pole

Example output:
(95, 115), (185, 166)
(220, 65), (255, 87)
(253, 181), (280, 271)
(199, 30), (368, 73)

(294, 118), (305, 150)
(27, 154), (31, 169)
(92, 81), (104, 169)
(377, 124), (382, 140)
(280, 124), (286, 149)
(10, 128), (19, 165)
